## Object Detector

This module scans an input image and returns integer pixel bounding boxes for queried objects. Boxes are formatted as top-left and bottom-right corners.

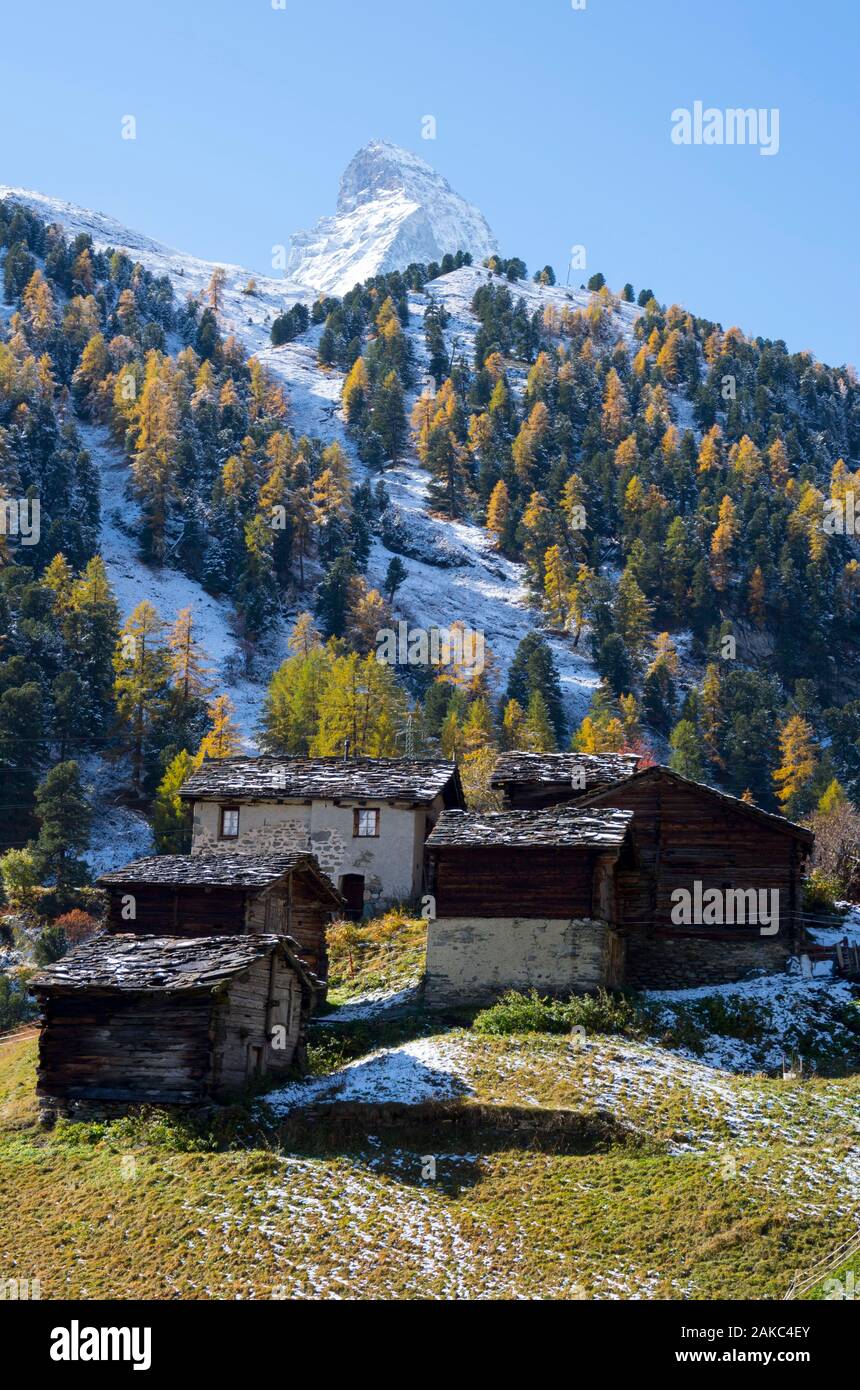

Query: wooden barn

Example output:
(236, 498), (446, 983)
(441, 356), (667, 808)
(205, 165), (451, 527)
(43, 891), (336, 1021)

(491, 752), (642, 809)
(31, 933), (316, 1119)
(491, 756), (814, 988)
(424, 807), (634, 1005)
(98, 852), (343, 993)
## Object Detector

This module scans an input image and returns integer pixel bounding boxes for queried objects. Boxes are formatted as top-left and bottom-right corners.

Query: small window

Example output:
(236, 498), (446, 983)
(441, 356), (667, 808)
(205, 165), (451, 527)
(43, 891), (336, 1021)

(353, 808), (379, 838)
(220, 806), (240, 839)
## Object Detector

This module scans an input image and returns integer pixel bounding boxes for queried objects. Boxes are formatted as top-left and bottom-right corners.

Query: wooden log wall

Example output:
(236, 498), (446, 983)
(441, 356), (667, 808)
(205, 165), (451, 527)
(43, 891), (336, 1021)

(285, 877), (330, 986)
(106, 886), (247, 936)
(430, 846), (600, 919)
(212, 955), (304, 1096)
(36, 993), (214, 1105)
(584, 775), (801, 986)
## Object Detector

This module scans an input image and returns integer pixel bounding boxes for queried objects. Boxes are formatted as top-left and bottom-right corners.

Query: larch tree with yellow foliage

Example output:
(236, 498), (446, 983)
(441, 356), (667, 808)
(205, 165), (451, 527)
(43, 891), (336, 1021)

(167, 608), (213, 709)
(113, 600), (171, 792)
(543, 544), (572, 629)
(486, 479), (511, 550)
(748, 566), (766, 627)
(710, 494), (739, 590)
(129, 351), (183, 561)
(311, 651), (405, 758)
(696, 424), (724, 475)
(500, 698), (528, 750)
(511, 400), (550, 486)
(288, 611), (323, 658)
(601, 368), (631, 445)
(773, 715), (819, 817)
(198, 694), (243, 761)
(342, 354), (370, 429)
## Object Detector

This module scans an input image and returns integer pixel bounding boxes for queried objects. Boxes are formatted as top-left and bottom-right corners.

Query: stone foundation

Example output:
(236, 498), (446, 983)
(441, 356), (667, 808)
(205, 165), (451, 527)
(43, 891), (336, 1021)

(425, 916), (622, 1007)
(623, 931), (792, 990)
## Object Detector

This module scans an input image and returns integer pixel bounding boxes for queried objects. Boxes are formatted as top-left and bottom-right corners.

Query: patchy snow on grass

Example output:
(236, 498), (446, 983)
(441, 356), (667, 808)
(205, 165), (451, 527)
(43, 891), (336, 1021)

(643, 966), (858, 1073)
(182, 1149), (553, 1300)
(318, 984), (423, 1025)
(807, 904), (860, 949)
(265, 1036), (471, 1115)
(451, 1026), (860, 1217)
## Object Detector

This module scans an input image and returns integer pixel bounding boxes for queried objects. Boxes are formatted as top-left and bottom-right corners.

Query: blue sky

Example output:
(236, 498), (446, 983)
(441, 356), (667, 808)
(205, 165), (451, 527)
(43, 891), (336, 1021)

(2, 0), (858, 364)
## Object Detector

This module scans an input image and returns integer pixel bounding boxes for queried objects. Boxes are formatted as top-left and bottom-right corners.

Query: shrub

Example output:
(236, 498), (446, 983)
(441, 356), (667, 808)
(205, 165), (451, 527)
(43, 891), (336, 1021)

(647, 994), (769, 1053)
(691, 995), (767, 1041)
(105, 1107), (217, 1153)
(0, 847), (39, 904)
(52, 909), (100, 945)
(803, 869), (846, 918)
(11, 885), (105, 922)
(473, 988), (643, 1038)
(33, 925), (68, 965)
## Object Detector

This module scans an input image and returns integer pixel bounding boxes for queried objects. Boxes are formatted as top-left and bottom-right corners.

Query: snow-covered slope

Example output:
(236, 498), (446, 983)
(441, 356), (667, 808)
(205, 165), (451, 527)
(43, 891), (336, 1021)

(285, 140), (498, 294)
(0, 161), (636, 741)
(0, 184), (311, 352)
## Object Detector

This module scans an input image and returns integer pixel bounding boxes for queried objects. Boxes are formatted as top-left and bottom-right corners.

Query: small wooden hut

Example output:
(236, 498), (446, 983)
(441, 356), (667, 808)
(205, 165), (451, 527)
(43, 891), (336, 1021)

(97, 852), (343, 992)
(31, 933), (316, 1119)
(424, 807), (634, 1006)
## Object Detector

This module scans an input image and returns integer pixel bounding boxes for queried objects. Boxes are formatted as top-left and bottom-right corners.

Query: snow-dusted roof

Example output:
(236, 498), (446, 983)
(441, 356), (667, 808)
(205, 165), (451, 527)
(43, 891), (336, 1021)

(31, 933), (313, 995)
(97, 851), (340, 897)
(577, 766), (815, 844)
(491, 752), (641, 791)
(426, 807), (633, 849)
(180, 756), (462, 807)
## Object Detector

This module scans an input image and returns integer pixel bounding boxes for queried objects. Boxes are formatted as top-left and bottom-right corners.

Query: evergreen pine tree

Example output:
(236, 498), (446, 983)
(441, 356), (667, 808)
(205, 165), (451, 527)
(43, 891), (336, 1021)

(32, 761), (92, 889)
(668, 720), (705, 781)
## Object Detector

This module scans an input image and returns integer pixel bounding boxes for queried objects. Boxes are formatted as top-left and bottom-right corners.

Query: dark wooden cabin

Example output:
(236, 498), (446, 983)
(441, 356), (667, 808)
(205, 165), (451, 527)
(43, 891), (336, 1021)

(423, 807), (634, 1005)
(490, 752), (641, 810)
(572, 765), (814, 987)
(492, 755), (814, 989)
(98, 852), (343, 993)
(31, 933), (315, 1119)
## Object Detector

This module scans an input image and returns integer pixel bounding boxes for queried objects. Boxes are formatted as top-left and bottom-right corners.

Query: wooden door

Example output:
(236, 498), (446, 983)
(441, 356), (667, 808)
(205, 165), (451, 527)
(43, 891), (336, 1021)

(340, 874), (365, 920)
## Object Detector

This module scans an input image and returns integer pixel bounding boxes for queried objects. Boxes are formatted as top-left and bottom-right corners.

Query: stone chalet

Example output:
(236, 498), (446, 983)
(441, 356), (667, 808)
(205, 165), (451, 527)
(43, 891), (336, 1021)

(179, 756), (465, 915)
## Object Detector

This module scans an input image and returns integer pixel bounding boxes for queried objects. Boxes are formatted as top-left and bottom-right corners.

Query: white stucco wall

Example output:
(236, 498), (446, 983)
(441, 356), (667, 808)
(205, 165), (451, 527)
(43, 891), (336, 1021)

(425, 916), (620, 1007)
(191, 798), (436, 908)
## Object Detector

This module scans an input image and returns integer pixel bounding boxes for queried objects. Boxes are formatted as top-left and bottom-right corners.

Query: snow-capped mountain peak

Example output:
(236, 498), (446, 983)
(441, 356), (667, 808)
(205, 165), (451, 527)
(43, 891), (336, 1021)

(286, 139), (498, 295)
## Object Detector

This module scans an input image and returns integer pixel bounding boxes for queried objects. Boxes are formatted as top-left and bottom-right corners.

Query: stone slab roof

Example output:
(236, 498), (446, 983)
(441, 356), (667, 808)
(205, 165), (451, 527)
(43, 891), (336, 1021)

(490, 752), (641, 791)
(98, 852), (318, 890)
(179, 756), (462, 806)
(30, 933), (313, 995)
(578, 765), (815, 844)
(426, 807), (633, 849)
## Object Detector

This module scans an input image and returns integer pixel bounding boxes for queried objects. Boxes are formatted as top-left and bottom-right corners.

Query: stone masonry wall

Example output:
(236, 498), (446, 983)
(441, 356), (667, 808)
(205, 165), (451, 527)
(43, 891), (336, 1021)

(623, 931), (791, 990)
(424, 916), (619, 1007)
